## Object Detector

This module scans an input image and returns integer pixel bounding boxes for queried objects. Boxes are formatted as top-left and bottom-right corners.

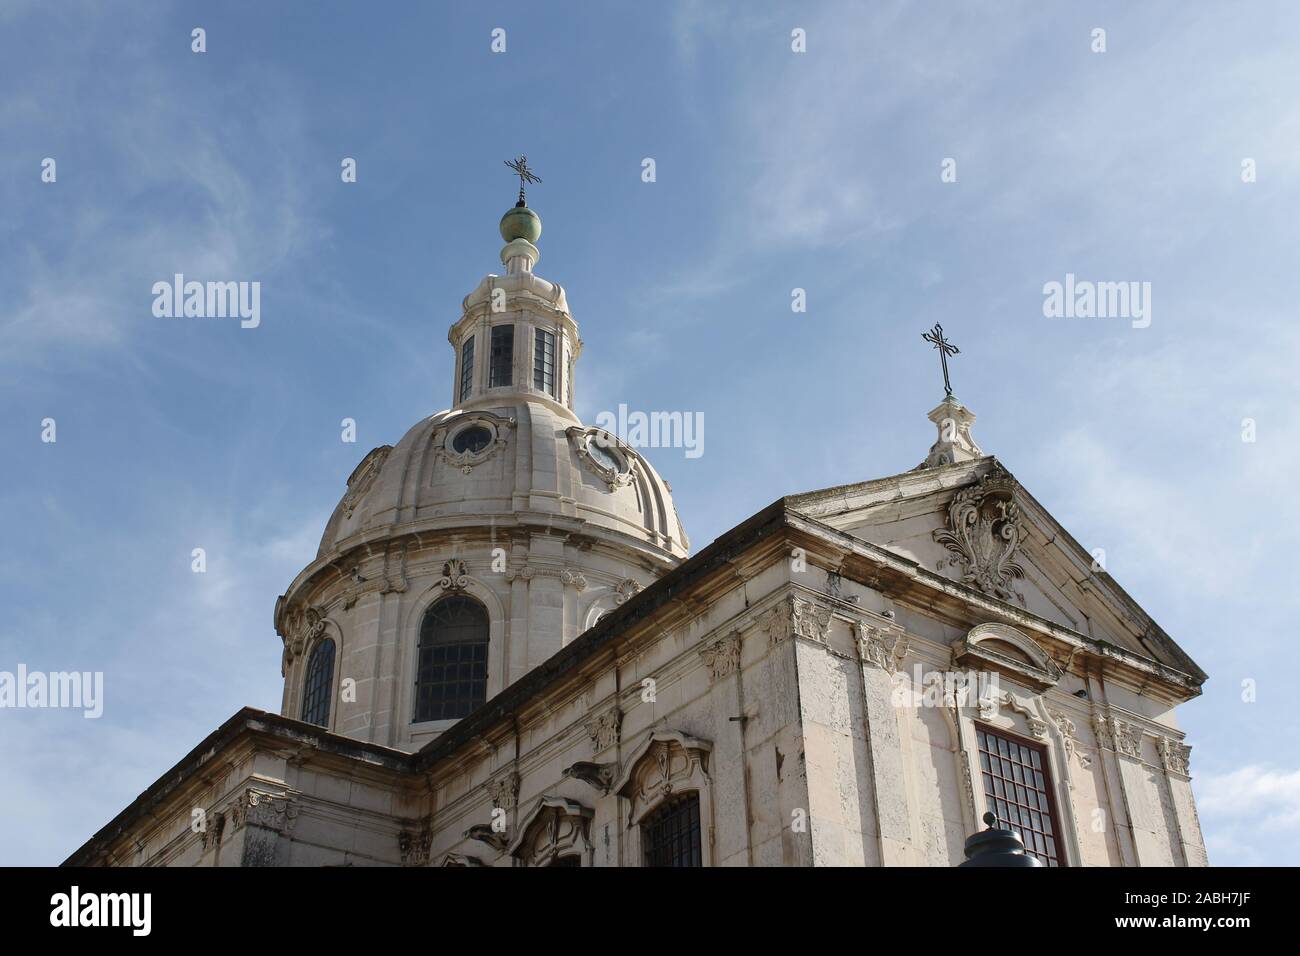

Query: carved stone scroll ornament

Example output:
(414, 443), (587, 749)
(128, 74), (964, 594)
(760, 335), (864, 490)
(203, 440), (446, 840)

(438, 559), (471, 591)
(282, 606), (327, 668)
(341, 445), (392, 519)
(933, 468), (1026, 603)
(978, 691), (1048, 739)
(1049, 709), (1093, 770)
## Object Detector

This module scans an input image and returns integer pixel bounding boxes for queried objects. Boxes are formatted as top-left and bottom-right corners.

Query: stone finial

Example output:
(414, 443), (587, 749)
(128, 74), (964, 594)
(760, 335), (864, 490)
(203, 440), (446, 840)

(921, 395), (983, 469)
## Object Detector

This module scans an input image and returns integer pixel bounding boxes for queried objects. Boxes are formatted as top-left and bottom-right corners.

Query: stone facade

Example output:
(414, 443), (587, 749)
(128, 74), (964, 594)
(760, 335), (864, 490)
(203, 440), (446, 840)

(65, 204), (1207, 868)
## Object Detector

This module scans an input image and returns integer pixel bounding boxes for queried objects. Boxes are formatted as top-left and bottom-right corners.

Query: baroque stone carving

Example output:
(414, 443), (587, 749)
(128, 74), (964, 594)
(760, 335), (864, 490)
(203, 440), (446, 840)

(560, 568), (588, 591)
(282, 605), (327, 666)
(438, 559), (470, 591)
(762, 596), (833, 647)
(510, 796), (594, 867)
(614, 731), (713, 827)
(614, 578), (642, 605)
(434, 413), (515, 474)
(562, 760), (617, 794)
(504, 564), (588, 591)
(464, 823), (508, 852)
(341, 445), (392, 519)
(699, 633), (742, 682)
(1049, 709), (1093, 769)
(978, 691), (1048, 739)
(933, 467), (1026, 603)
(585, 706), (622, 752)
(229, 789), (298, 834)
(1158, 737), (1192, 777)
(198, 812), (224, 850)
(398, 825), (432, 867)
(568, 426), (636, 492)
(487, 772), (520, 811)
(1093, 715), (1144, 759)
(855, 621), (909, 674)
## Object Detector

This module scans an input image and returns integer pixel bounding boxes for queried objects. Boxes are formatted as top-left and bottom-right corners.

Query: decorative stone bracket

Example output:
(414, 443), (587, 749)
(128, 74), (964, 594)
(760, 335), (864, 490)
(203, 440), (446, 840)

(562, 760), (617, 794)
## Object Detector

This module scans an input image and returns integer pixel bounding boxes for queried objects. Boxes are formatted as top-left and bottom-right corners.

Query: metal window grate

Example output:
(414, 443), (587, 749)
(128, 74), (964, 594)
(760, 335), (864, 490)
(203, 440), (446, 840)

(489, 325), (513, 388)
(415, 596), (489, 722)
(301, 638), (335, 727)
(533, 328), (555, 396)
(641, 792), (702, 867)
(459, 336), (475, 402)
(976, 725), (1064, 866)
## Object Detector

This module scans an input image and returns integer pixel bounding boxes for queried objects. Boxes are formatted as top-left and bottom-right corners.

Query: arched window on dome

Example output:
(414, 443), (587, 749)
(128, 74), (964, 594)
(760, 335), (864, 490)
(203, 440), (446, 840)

(301, 637), (336, 728)
(415, 596), (489, 722)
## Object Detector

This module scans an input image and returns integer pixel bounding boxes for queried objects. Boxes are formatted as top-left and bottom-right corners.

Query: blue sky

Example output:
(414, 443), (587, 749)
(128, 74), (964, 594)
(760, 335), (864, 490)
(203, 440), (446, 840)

(2, 1), (1297, 866)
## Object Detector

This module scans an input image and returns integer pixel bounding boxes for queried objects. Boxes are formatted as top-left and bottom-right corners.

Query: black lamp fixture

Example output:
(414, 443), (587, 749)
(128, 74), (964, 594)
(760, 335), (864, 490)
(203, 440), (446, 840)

(958, 812), (1044, 867)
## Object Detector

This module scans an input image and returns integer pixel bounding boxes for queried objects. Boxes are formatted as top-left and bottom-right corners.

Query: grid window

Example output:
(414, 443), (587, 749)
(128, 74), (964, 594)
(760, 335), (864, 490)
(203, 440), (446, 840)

(489, 325), (514, 388)
(300, 638), (335, 728)
(415, 596), (488, 722)
(533, 328), (556, 396)
(459, 336), (475, 402)
(976, 725), (1064, 866)
(641, 792), (702, 867)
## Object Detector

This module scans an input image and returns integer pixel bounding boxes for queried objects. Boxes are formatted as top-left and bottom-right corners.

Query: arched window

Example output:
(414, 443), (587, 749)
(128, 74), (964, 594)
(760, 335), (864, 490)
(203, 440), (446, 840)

(415, 595), (489, 722)
(301, 638), (335, 728)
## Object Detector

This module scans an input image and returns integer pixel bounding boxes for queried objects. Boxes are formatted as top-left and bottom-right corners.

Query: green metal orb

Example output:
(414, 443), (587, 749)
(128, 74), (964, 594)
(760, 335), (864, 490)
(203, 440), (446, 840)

(500, 206), (542, 244)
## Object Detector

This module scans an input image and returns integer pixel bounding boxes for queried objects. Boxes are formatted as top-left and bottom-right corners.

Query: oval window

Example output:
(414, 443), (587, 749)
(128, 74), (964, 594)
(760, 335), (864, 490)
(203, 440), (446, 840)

(587, 438), (621, 473)
(452, 426), (493, 454)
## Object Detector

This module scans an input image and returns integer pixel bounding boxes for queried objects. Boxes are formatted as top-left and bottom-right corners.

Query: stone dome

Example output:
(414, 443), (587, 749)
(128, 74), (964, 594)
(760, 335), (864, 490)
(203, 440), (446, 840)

(316, 399), (688, 562)
(274, 198), (689, 752)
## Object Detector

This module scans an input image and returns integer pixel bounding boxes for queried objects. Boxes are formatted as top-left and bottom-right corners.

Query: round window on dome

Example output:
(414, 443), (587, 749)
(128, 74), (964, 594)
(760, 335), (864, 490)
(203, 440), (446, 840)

(452, 425), (493, 455)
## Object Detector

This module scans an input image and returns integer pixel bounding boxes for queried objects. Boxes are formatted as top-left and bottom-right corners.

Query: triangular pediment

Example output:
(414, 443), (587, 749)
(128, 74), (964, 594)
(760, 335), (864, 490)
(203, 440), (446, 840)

(787, 457), (1205, 684)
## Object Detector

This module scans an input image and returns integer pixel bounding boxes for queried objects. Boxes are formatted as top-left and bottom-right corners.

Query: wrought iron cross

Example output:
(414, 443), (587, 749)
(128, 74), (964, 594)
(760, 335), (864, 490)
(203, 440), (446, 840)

(922, 323), (960, 397)
(504, 154), (541, 206)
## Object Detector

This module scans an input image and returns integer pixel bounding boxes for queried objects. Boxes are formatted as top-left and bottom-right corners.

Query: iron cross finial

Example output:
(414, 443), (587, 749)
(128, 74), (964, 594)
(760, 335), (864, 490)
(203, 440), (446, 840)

(922, 323), (960, 398)
(504, 155), (541, 207)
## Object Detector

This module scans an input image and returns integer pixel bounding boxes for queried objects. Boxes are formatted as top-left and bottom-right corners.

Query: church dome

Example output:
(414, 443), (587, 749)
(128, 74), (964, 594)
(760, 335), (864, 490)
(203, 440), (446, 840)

(316, 398), (688, 561)
(275, 191), (689, 752)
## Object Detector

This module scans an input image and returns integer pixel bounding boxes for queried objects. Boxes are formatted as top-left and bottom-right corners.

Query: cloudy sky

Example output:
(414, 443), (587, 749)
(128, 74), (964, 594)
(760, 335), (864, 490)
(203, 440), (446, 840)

(2, 1), (1297, 866)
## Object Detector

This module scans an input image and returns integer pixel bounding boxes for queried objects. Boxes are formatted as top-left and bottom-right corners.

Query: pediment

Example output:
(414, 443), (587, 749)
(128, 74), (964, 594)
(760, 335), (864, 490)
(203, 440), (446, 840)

(787, 458), (1205, 685)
